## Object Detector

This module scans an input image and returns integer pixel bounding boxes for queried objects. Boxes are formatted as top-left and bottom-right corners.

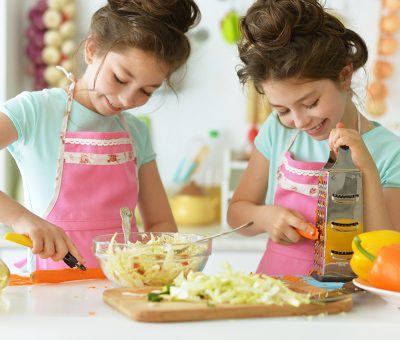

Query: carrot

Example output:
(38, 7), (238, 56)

(30, 268), (106, 284)
(281, 275), (303, 282)
(296, 223), (319, 241)
(9, 274), (33, 286)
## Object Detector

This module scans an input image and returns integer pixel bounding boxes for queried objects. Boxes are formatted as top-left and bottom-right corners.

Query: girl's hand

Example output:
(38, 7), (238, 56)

(329, 122), (376, 173)
(12, 212), (84, 264)
(263, 206), (314, 245)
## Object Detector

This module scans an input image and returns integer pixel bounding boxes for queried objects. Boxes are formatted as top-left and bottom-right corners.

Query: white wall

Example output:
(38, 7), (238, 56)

(4, 0), (400, 187)
(0, 0), (21, 192)
(0, 0), (6, 192)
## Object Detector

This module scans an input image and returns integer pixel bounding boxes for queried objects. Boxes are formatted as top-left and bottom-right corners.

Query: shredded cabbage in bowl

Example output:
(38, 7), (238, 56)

(94, 232), (210, 287)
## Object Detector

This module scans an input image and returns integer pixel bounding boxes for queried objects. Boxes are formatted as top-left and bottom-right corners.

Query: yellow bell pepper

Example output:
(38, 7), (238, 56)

(350, 230), (400, 280)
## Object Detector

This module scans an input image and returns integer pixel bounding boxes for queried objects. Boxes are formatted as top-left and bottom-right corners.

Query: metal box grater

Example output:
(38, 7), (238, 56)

(311, 146), (363, 282)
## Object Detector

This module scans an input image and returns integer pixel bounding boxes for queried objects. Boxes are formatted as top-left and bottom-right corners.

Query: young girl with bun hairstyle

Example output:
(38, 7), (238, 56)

(0, 0), (200, 270)
(228, 0), (400, 275)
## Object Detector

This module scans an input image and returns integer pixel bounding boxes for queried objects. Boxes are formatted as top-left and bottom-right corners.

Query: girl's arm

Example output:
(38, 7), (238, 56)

(137, 160), (177, 232)
(383, 188), (400, 230)
(227, 147), (311, 244)
(0, 191), (84, 263)
(0, 112), (17, 148)
(227, 146), (271, 236)
(361, 165), (393, 231)
(0, 112), (84, 263)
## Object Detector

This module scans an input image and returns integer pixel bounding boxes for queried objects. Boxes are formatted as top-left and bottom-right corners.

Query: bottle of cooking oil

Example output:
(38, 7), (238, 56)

(192, 130), (223, 223)
(0, 259), (10, 291)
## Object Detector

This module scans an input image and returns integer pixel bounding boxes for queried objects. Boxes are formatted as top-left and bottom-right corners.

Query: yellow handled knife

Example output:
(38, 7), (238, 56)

(4, 232), (86, 271)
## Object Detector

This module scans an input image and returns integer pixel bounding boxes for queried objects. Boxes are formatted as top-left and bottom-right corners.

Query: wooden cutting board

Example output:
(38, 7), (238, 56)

(103, 280), (352, 322)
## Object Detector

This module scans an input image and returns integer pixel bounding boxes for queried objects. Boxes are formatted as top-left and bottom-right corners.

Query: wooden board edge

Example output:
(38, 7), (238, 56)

(103, 288), (352, 323)
(130, 299), (352, 323)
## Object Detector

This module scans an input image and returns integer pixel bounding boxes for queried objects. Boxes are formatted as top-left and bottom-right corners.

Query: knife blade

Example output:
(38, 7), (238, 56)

(310, 281), (365, 302)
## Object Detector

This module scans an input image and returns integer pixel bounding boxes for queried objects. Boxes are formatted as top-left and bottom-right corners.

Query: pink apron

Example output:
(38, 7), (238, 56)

(36, 77), (139, 269)
(256, 133), (325, 276)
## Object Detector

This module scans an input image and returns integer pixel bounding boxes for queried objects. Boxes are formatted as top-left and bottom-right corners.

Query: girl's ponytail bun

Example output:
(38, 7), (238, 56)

(107, 0), (200, 33)
(237, 0), (368, 90)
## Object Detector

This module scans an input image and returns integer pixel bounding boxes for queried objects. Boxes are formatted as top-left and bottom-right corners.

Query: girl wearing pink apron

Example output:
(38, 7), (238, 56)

(256, 132), (325, 276)
(35, 75), (139, 270)
(257, 113), (361, 276)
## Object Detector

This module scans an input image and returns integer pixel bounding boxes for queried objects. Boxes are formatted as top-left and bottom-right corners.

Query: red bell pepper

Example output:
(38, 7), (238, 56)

(355, 239), (400, 292)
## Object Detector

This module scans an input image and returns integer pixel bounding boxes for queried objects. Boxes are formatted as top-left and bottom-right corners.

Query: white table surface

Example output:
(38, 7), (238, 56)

(1, 225), (399, 339)
(0, 278), (399, 340)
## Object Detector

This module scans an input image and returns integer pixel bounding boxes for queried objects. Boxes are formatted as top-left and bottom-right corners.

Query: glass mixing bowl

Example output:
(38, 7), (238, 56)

(93, 232), (211, 288)
(0, 259), (10, 291)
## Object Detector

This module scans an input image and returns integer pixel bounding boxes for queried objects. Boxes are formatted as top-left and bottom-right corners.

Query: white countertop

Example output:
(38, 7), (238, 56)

(0, 279), (399, 340)
(1, 224), (398, 339)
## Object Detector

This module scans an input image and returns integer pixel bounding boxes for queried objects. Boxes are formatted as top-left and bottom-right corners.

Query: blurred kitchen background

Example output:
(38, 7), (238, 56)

(0, 0), (399, 230)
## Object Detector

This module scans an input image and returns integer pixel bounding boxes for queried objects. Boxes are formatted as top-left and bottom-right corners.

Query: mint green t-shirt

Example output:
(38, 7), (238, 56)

(255, 113), (400, 204)
(1, 88), (155, 216)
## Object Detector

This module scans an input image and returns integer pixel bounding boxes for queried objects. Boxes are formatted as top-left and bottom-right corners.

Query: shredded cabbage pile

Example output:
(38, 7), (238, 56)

(148, 264), (311, 307)
(99, 233), (209, 287)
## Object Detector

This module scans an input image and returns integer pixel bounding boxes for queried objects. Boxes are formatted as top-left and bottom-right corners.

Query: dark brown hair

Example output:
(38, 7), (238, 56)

(237, 0), (368, 93)
(89, 0), (201, 78)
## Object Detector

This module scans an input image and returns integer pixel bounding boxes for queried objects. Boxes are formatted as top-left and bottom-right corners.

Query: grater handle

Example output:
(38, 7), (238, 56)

(334, 145), (357, 170)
